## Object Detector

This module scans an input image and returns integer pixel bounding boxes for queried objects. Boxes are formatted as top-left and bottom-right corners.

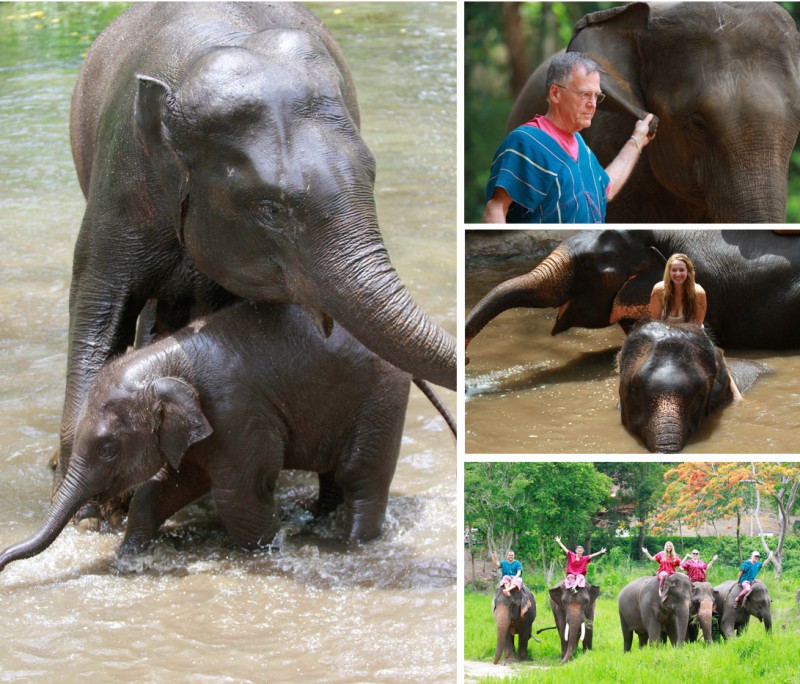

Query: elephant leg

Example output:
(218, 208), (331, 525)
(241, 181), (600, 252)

(637, 630), (649, 649)
(120, 461), (211, 555)
(316, 471), (344, 515)
(620, 618), (634, 653)
(336, 381), (408, 541)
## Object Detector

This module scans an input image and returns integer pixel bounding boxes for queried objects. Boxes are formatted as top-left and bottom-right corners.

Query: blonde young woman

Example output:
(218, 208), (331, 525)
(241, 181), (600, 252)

(642, 541), (682, 598)
(648, 253), (742, 400)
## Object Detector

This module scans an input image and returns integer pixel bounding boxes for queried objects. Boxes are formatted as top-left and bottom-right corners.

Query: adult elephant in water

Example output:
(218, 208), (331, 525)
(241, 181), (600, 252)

(492, 584), (536, 665)
(549, 581), (600, 662)
(506, 2), (800, 223)
(618, 574), (692, 651)
(59, 3), (455, 487)
(466, 229), (800, 357)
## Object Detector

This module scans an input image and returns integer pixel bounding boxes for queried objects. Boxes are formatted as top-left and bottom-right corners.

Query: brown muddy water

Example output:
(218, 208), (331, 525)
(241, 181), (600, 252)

(465, 234), (800, 455)
(0, 4), (456, 681)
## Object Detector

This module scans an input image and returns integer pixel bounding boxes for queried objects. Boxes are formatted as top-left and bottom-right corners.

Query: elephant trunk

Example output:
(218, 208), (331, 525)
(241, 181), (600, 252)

(465, 243), (575, 349)
(311, 221), (456, 391)
(697, 601), (714, 643)
(762, 606), (773, 632)
(647, 396), (687, 454)
(562, 606), (585, 662)
(493, 604), (511, 664)
(0, 468), (87, 572)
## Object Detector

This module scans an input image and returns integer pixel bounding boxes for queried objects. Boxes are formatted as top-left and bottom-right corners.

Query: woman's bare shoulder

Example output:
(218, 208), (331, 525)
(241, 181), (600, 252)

(651, 281), (665, 295)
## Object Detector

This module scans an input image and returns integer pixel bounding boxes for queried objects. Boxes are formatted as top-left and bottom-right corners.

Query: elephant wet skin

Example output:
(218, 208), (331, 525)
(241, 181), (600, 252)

(617, 573), (692, 651)
(617, 320), (767, 454)
(507, 2), (800, 222)
(0, 301), (419, 571)
(549, 582), (600, 663)
(466, 229), (800, 354)
(715, 579), (772, 639)
(59, 2), (456, 494)
(492, 583), (536, 665)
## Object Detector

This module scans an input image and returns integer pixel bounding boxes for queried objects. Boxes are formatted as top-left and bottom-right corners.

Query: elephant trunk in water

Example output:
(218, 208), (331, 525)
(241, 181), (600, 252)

(465, 243), (576, 350)
(310, 218), (456, 391)
(0, 468), (88, 571)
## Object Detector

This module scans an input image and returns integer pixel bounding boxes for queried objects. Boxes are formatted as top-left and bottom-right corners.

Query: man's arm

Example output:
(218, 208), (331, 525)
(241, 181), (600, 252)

(483, 186), (513, 223)
(605, 114), (655, 202)
(706, 554), (718, 571)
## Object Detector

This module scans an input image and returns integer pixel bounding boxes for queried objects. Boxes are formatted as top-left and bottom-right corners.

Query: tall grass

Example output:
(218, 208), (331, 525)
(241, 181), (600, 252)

(465, 562), (800, 683)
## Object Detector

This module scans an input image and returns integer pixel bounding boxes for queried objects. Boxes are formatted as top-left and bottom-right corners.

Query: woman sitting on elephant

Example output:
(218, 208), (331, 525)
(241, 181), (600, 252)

(492, 549), (523, 597)
(649, 253), (742, 400)
(555, 536), (606, 592)
(642, 542), (682, 598)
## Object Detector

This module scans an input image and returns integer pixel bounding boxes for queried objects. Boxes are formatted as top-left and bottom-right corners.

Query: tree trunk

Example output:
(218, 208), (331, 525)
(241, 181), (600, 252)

(501, 3), (530, 98)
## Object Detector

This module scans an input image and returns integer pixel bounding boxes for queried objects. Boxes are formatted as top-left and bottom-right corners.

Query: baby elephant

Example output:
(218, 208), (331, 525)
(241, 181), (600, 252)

(0, 302), (414, 570)
(618, 320), (766, 453)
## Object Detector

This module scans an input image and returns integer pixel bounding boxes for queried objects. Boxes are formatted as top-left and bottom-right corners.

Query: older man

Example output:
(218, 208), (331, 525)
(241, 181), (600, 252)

(734, 550), (774, 607)
(484, 52), (655, 223)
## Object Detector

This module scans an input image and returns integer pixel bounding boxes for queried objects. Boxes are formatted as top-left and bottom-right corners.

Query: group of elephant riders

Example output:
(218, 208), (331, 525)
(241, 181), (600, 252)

(489, 540), (775, 664)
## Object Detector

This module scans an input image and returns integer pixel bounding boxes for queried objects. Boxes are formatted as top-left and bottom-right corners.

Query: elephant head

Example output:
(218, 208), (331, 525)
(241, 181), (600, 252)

(492, 585), (535, 665)
(134, 29), (455, 391)
(659, 573), (692, 646)
(618, 320), (734, 453)
(549, 583), (600, 662)
(465, 230), (664, 352)
(0, 368), (211, 572)
(508, 3), (800, 222)
(688, 581), (718, 644)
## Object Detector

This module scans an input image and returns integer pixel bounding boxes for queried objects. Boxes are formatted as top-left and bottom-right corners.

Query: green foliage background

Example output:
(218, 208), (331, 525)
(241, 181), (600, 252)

(465, 2), (800, 224)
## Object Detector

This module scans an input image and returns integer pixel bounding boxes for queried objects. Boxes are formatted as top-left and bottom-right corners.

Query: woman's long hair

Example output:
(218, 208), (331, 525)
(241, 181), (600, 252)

(661, 253), (697, 322)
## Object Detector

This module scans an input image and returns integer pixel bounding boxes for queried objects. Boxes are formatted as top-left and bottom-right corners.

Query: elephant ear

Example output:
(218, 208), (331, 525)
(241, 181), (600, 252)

(707, 347), (734, 414)
(134, 75), (190, 245)
(549, 585), (565, 610)
(520, 593), (533, 619)
(609, 246), (667, 325)
(149, 376), (213, 470)
(568, 3), (656, 128)
(588, 584), (601, 606)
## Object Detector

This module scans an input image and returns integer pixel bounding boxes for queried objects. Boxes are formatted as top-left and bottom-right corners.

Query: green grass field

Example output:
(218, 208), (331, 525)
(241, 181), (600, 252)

(464, 564), (800, 683)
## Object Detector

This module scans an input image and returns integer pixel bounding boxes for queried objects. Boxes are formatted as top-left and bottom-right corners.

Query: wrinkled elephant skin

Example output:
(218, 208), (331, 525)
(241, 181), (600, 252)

(466, 230), (800, 355)
(618, 320), (768, 453)
(60, 2), (455, 486)
(549, 582), (600, 662)
(492, 584), (536, 665)
(618, 574), (692, 651)
(0, 302), (413, 571)
(714, 579), (772, 639)
(507, 3), (800, 222)
(687, 581), (717, 644)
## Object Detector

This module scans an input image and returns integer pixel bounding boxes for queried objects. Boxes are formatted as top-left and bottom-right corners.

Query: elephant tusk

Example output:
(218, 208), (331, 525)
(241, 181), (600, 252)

(564, 624), (569, 642)
(580, 622), (586, 643)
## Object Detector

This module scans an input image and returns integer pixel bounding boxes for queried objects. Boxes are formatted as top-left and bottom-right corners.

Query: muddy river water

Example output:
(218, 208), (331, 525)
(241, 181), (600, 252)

(0, 3), (456, 681)
(465, 232), (800, 456)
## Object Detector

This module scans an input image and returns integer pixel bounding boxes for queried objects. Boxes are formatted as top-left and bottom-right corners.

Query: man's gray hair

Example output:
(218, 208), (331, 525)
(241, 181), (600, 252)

(546, 52), (601, 91)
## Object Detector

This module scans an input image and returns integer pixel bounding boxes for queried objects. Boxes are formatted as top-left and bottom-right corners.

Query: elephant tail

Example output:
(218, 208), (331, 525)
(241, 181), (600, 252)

(413, 378), (456, 437)
(536, 625), (558, 634)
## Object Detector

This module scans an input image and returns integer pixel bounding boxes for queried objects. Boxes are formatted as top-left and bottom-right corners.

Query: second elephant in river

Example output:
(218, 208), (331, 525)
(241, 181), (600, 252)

(618, 574), (692, 651)
(618, 320), (768, 453)
(492, 583), (536, 665)
(549, 581), (599, 663)
(715, 580), (773, 639)
(466, 229), (800, 357)
(0, 301), (425, 571)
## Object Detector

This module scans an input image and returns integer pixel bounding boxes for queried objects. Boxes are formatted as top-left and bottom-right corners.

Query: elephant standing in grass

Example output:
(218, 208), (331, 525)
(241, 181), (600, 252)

(59, 2), (456, 511)
(618, 574), (692, 651)
(549, 582), (600, 662)
(686, 582), (718, 644)
(0, 301), (425, 571)
(492, 584), (536, 665)
(507, 2), (800, 223)
(715, 580), (773, 638)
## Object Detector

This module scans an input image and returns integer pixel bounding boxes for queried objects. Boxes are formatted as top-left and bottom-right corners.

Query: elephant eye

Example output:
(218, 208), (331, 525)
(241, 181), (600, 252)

(685, 113), (709, 142)
(96, 440), (118, 462)
(249, 198), (284, 221)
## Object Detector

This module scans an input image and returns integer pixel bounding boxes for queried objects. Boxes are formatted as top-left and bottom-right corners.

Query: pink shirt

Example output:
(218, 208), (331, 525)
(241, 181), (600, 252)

(681, 559), (708, 582)
(524, 114), (579, 161)
(655, 551), (681, 575)
(566, 551), (591, 576)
